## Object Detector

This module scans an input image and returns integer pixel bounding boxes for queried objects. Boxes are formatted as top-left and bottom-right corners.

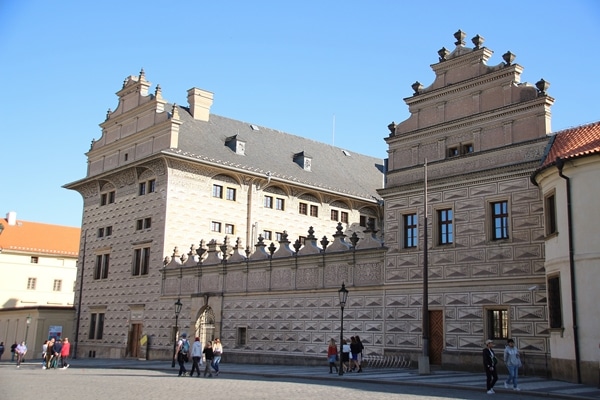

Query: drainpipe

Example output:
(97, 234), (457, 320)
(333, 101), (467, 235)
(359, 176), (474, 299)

(555, 157), (581, 384)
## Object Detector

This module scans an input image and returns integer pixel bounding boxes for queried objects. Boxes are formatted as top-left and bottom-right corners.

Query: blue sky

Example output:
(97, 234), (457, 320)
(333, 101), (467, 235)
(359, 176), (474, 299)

(1, 0), (599, 227)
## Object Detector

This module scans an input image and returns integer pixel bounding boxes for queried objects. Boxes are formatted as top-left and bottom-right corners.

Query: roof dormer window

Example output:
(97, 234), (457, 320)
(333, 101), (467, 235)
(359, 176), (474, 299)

(293, 151), (312, 171)
(225, 135), (246, 155)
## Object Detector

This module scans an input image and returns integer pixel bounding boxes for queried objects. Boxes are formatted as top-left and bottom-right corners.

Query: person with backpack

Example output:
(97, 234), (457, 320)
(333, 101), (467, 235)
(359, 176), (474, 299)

(174, 332), (189, 377)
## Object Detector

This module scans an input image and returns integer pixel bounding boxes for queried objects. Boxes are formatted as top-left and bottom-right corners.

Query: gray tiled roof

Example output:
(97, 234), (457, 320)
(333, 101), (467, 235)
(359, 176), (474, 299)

(166, 106), (384, 201)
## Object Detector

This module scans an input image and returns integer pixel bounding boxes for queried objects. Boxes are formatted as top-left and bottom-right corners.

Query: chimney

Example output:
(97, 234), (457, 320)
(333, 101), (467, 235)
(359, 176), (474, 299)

(7, 211), (17, 226)
(187, 88), (214, 121)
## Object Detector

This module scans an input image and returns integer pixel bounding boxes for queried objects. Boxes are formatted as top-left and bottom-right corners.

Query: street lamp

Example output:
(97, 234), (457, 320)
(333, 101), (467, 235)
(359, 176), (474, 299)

(171, 298), (183, 368)
(25, 315), (31, 344)
(338, 283), (349, 376)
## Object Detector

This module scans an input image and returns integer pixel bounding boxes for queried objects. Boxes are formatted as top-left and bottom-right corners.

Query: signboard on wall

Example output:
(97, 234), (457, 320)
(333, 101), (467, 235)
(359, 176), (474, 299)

(48, 325), (63, 340)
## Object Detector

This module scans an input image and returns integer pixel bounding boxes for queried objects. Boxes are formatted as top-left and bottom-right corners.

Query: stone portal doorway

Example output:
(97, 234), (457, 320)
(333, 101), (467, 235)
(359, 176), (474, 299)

(194, 307), (216, 346)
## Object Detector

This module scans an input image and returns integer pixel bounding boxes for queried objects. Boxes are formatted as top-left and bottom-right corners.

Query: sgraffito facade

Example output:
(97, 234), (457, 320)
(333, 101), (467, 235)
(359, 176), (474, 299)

(64, 31), (592, 379)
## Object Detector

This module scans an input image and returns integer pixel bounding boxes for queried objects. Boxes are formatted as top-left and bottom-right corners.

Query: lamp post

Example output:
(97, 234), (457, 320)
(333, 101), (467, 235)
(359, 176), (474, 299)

(338, 283), (349, 376)
(25, 315), (31, 343)
(171, 298), (183, 367)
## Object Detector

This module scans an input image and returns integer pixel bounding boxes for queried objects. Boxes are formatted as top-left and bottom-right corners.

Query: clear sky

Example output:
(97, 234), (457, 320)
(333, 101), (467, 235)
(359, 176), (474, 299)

(1, 0), (598, 227)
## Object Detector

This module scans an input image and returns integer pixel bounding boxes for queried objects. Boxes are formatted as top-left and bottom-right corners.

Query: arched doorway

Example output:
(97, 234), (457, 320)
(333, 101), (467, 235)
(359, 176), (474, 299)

(194, 306), (216, 346)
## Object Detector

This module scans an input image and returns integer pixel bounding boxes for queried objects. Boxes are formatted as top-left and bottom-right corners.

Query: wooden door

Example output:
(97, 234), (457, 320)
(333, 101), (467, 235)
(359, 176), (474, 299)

(429, 310), (444, 365)
(127, 323), (142, 358)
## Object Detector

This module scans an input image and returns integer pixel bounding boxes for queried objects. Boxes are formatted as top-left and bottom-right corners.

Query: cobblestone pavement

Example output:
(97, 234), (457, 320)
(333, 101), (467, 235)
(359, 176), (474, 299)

(1, 359), (599, 400)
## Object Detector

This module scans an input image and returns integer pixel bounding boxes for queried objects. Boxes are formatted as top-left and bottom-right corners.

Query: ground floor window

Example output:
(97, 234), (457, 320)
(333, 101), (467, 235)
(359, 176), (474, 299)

(486, 308), (508, 341)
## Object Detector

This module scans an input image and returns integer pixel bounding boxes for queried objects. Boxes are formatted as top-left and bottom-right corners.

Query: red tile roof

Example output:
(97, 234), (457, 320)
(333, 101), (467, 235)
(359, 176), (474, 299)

(0, 219), (80, 257)
(540, 121), (600, 169)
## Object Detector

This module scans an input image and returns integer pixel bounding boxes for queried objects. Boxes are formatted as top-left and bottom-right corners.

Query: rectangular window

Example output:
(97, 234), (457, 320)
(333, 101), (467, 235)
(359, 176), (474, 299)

(53, 279), (62, 292)
(31, 256), (39, 263)
(133, 247), (151, 276)
(360, 215), (367, 227)
(136, 219), (143, 231)
(212, 184), (223, 199)
(275, 198), (285, 211)
(487, 309), (509, 341)
(144, 218), (151, 229)
(545, 192), (557, 236)
(27, 277), (37, 290)
(139, 182), (146, 195)
(341, 212), (349, 224)
(263, 230), (272, 240)
(108, 191), (115, 204)
(310, 205), (318, 217)
(237, 326), (247, 346)
(98, 227), (105, 238)
(89, 312), (105, 340)
(491, 201), (509, 240)
(226, 187), (236, 201)
(368, 217), (375, 229)
(89, 313), (96, 339)
(438, 209), (453, 245)
(211, 221), (222, 232)
(404, 213), (418, 248)
(462, 143), (474, 154)
(225, 224), (235, 235)
(94, 254), (110, 280)
(264, 195), (273, 208)
(105, 226), (112, 236)
(299, 202), (307, 215)
(331, 209), (339, 221)
(448, 147), (459, 157)
(298, 236), (306, 245)
(148, 179), (156, 193)
(100, 193), (107, 206)
(547, 276), (563, 328)
(275, 232), (283, 241)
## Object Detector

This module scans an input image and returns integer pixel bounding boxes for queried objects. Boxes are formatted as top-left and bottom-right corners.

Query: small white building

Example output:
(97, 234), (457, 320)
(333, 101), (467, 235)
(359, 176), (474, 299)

(0, 211), (80, 356)
(532, 122), (600, 385)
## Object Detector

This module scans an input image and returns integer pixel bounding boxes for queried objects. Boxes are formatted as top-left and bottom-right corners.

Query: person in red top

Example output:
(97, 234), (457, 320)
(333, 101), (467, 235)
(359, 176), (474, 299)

(60, 337), (71, 369)
(327, 338), (338, 374)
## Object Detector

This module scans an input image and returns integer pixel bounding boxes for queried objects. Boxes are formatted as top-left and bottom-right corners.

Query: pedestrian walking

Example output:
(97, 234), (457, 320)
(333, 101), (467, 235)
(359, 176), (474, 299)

(503, 339), (521, 391)
(15, 341), (27, 368)
(327, 338), (338, 373)
(212, 338), (223, 376)
(0, 341), (5, 360)
(45, 338), (56, 369)
(41, 340), (48, 369)
(350, 336), (361, 372)
(60, 337), (71, 368)
(341, 339), (350, 372)
(355, 335), (364, 371)
(54, 339), (63, 368)
(10, 342), (17, 362)
(190, 337), (202, 377)
(202, 341), (214, 377)
(483, 339), (498, 394)
(174, 332), (189, 377)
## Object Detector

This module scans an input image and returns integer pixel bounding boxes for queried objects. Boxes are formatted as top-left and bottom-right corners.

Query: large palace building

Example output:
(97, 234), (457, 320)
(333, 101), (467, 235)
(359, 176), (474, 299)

(64, 31), (599, 385)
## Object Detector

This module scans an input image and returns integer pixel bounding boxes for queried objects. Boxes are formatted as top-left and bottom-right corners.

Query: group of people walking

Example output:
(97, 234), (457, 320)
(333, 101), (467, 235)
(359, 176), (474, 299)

(327, 336), (364, 374)
(174, 333), (223, 377)
(0, 337), (70, 370)
(42, 337), (71, 369)
(483, 338), (522, 394)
